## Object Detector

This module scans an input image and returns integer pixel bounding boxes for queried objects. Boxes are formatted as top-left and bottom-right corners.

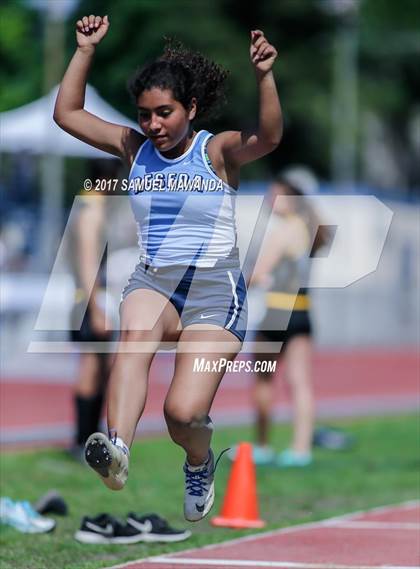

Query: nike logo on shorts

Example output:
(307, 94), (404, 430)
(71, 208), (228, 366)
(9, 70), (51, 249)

(200, 314), (217, 319)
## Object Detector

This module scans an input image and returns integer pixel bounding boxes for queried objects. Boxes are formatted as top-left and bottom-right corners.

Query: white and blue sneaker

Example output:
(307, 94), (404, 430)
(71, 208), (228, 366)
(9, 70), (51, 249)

(0, 498), (55, 533)
(85, 432), (129, 491)
(20, 501), (56, 532)
(183, 449), (215, 522)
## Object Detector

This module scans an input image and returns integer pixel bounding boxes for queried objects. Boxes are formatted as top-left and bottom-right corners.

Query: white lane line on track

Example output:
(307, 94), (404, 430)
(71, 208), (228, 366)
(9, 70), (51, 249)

(104, 500), (420, 569)
(146, 559), (417, 569)
(326, 521), (420, 530)
(160, 501), (420, 559)
(316, 500), (420, 527)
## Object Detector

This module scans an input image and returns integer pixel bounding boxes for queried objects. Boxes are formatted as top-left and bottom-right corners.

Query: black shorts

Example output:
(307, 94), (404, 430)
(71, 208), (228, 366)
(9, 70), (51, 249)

(258, 308), (312, 345)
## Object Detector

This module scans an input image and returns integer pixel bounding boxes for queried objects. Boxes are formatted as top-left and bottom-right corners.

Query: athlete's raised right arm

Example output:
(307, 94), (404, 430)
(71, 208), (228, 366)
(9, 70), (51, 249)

(54, 15), (143, 163)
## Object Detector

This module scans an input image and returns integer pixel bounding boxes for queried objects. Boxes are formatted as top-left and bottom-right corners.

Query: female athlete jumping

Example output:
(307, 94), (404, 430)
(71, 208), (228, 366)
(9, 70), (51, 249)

(54, 14), (282, 521)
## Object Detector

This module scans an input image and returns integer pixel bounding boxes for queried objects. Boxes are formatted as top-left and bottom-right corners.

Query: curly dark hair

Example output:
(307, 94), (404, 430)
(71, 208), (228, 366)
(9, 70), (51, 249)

(128, 38), (229, 121)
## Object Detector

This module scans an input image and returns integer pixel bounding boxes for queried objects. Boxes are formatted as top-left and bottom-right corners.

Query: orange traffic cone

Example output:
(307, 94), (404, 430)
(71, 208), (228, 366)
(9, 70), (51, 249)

(211, 442), (265, 529)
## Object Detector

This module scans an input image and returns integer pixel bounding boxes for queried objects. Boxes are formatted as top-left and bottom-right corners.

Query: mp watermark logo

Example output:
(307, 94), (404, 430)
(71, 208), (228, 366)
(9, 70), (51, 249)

(30, 194), (393, 354)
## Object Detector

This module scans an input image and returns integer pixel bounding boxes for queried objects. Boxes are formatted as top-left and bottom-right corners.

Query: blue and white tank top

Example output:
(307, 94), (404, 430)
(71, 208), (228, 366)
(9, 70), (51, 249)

(128, 130), (237, 268)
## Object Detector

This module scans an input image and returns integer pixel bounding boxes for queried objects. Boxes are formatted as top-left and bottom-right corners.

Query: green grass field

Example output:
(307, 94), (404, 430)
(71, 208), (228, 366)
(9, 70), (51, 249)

(1, 414), (419, 569)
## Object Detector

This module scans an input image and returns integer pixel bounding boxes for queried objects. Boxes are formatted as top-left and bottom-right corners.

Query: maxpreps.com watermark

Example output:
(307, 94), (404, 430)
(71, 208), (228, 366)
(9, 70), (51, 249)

(193, 358), (276, 374)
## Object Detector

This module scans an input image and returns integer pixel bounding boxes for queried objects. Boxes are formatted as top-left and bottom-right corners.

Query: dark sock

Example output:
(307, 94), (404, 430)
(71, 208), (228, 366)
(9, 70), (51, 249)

(74, 394), (104, 446)
(89, 392), (104, 436)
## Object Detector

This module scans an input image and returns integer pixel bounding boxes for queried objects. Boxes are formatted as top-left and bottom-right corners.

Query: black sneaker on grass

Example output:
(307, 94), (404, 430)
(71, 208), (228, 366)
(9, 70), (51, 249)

(126, 513), (191, 542)
(34, 490), (68, 516)
(74, 513), (143, 544)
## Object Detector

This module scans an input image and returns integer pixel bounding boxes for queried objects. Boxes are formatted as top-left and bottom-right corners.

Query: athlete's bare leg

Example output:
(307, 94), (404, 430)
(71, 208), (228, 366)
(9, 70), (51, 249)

(164, 324), (241, 465)
(254, 368), (275, 447)
(283, 335), (314, 454)
(75, 353), (102, 397)
(106, 289), (181, 447)
(252, 333), (279, 447)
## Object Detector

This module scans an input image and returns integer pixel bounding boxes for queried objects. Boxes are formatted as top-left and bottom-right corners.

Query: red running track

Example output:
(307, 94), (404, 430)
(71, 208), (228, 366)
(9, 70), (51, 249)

(104, 501), (420, 569)
(1, 350), (419, 446)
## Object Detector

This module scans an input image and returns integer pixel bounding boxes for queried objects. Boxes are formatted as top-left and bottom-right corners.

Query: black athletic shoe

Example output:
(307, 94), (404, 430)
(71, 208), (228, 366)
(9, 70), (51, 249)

(34, 490), (68, 516)
(74, 513), (143, 544)
(126, 513), (191, 542)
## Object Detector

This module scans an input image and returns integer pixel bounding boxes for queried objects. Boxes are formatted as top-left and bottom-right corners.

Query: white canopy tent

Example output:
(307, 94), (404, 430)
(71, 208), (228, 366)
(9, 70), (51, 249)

(0, 84), (139, 157)
(0, 85), (139, 268)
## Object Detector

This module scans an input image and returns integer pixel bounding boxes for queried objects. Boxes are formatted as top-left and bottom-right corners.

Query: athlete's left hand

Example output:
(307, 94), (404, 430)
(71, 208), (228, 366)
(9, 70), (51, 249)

(250, 30), (277, 74)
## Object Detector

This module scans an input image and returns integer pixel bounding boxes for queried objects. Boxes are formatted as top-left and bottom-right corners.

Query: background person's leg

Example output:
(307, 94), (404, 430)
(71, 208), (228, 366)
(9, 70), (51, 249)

(253, 339), (279, 449)
(283, 335), (314, 456)
(73, 353), (109, 448)
(254, 371), (273, 447)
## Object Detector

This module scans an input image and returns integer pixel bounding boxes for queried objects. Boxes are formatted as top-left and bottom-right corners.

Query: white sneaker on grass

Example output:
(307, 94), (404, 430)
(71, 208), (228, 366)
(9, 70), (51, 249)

(183, 449), (216, 522)
(85, 432), (129, 491)
(0, 498), (56, 533)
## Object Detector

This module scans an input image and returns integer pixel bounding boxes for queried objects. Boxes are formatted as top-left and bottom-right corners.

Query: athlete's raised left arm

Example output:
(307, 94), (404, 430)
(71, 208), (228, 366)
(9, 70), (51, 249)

(211, 30), (282, 168)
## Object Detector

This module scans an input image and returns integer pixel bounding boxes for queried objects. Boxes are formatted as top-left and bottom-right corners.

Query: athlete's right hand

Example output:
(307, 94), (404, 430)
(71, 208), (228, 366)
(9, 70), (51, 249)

(76, 15), (109, 49)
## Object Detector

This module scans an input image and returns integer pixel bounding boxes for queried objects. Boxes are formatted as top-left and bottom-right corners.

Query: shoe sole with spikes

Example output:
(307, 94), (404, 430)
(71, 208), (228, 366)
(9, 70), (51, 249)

(85, 433), (128, 491)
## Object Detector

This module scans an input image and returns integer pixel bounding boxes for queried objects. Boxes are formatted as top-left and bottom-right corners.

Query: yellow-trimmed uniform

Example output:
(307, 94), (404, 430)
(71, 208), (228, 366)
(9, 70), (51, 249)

(258, 246), (312, 344)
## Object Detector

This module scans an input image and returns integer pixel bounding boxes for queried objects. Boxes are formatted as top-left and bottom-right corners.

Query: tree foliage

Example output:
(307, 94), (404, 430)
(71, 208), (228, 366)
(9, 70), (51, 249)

(1, 0), (419, 186)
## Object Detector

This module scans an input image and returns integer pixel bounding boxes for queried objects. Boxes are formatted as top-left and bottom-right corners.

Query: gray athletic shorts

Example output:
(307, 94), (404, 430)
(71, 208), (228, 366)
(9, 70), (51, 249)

(121, 252), (247, 342)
